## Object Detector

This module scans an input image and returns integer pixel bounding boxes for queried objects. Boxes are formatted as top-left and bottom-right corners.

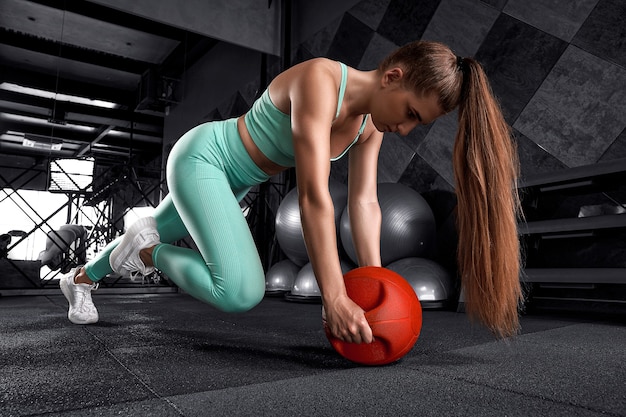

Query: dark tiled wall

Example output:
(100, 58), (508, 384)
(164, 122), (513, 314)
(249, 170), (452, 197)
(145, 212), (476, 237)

(303, 0), (626, 190)
(301, 0), (625, 267)
(205, 0), (626, 268)
(208, 0), (626, 186)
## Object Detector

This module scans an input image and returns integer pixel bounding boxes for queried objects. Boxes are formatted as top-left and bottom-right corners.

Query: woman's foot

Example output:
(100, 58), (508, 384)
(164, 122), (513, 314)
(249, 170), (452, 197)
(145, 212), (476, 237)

(59, 266), (99, 325)
(109, 217), (160, 275)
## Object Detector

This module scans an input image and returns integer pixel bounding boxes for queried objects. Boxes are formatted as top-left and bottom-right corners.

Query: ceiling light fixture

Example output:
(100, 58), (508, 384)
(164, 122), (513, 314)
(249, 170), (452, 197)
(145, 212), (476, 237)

(22, 137), (63, 151)
(0, 82), (118, 109)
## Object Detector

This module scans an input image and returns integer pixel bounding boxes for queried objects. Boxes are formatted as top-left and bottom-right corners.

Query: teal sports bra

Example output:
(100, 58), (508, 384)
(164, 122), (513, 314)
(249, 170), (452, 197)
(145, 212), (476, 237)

(244, 62), (369, 167)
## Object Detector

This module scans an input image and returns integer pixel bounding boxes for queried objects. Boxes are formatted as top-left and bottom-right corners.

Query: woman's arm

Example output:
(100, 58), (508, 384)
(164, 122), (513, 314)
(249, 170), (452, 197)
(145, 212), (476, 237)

(288, 61), (373, 344)
(347, 126), (383, 267)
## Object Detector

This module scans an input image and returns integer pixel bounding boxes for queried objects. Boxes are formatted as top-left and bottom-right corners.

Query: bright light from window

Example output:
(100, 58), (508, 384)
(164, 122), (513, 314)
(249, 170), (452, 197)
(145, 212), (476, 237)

(0, 82), (118, 109)
(49, 158), (95, 193)
(0, 189), (107, 267)
(123, 207), (155, 232)
(0, 189), (69, 261)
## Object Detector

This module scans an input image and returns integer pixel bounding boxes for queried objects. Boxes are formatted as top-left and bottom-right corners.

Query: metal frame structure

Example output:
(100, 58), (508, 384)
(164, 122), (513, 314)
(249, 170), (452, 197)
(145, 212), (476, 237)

(0, 157), (168, 291)
(1, 0), (296, 294)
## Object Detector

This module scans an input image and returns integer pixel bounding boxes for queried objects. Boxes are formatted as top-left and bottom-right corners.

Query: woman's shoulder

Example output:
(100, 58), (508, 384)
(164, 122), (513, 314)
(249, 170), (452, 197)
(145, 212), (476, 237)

(269, 58), (342, 105)
(279, 57), (340, 81)
(295, 57), (340, 70)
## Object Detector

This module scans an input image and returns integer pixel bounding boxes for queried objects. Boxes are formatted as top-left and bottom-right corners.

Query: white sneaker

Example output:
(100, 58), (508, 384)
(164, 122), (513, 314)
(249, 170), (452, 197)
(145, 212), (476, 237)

(109, 216), (160, 275)
(59, 267), (99, 325)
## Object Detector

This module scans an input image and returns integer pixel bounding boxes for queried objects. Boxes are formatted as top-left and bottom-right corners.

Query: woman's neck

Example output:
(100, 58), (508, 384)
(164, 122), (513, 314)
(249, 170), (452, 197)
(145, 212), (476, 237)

(343, 69), (379, 116)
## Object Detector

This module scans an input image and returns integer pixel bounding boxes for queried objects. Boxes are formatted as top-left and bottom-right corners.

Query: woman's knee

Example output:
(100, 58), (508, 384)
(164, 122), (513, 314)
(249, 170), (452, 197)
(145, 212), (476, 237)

(219, 294), (263, 313)
(182, 265), (265, 313)
(218, 281), (265, 313)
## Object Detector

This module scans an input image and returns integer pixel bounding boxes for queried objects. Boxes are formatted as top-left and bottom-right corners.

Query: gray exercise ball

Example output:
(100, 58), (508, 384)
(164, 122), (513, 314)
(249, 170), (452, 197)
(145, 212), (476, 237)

(265, 259), (300, 294)
(289, 259), (355, 299)
(275, 179), (348, 266)
(291, 263), (321, 298)
(386, 257), (454, 309)
(340, 182), (436, 266)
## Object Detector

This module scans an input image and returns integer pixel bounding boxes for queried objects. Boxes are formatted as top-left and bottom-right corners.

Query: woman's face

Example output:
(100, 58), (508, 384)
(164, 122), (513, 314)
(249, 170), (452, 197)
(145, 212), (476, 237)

(370, 69), (444, 136)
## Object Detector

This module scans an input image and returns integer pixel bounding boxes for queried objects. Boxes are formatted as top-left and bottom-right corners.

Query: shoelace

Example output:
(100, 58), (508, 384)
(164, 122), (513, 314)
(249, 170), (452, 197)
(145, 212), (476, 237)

(75, 283), (99, 312)
(122, 255), (153, 275)
(129, 270), (145, 284)
(129, 270), (160, 285)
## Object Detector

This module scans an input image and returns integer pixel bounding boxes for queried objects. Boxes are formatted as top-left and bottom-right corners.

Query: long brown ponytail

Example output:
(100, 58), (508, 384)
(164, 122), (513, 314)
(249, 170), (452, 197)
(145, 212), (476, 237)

(453, 57), (523, 338)
(380, 41), (523, 337)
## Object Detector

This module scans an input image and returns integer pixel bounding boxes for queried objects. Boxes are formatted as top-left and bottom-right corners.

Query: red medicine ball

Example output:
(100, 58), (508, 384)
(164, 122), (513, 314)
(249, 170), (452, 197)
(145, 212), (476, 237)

(324, 266), (422, 365)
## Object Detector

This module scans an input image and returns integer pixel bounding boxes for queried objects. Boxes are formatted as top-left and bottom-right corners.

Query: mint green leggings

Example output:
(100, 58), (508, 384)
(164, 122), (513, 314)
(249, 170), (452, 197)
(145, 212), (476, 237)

(84, 118), (271, 312)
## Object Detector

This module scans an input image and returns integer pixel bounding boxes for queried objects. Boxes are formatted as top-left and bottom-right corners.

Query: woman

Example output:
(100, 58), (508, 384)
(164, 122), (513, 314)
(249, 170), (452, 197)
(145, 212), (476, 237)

(60, 41), (523, 341)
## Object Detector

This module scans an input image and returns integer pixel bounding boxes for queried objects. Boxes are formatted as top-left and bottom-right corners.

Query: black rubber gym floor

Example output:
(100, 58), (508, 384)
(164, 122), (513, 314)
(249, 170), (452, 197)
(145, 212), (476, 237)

(1, 291), (624, 416)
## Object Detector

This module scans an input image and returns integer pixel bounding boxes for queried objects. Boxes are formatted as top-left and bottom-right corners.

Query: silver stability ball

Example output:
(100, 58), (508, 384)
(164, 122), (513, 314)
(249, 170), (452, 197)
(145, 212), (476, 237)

(265, 259), (300, 295)
(386, 257), (454, 309)
(340, 182), (436, 266)
(275, 179), (348, 266)
(286, 259), (354, 302)
(291, 263), (321, 298)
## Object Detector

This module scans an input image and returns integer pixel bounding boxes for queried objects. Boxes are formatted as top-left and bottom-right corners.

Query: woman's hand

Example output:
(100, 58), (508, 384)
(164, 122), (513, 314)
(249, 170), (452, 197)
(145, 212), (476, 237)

(323, 294), (373, 344)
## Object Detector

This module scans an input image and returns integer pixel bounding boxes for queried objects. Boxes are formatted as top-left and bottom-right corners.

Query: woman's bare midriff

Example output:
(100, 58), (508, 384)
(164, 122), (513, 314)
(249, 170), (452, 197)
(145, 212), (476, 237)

(237, 115), (287, 177)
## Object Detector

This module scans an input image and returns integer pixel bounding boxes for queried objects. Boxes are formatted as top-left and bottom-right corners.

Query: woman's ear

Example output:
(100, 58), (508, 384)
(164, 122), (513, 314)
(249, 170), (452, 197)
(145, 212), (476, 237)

(382, 67), (404, 87)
